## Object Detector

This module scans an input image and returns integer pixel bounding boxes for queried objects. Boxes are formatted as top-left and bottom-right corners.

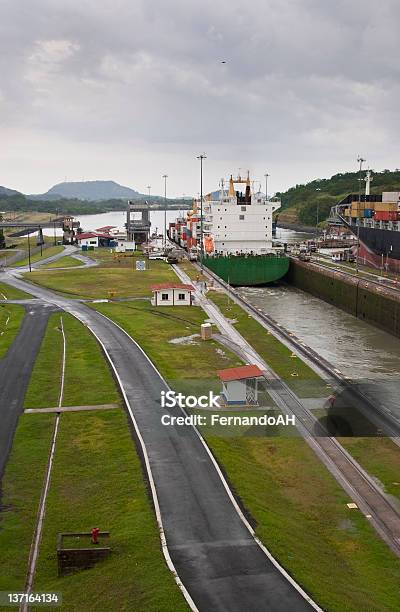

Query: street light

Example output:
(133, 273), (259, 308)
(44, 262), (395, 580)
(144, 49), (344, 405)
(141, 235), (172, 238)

(162, 175), (168, 248)
(264, 173), (270, 200)
(356, 156), (366, 275)
(27, 232), (32, 273)
(197, 154), (207, 269)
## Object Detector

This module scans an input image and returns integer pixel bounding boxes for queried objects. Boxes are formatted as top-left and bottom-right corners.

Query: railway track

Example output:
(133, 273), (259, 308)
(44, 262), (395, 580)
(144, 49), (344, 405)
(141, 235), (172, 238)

(180, 262), (400, 557)
(199, 262), (400, 445)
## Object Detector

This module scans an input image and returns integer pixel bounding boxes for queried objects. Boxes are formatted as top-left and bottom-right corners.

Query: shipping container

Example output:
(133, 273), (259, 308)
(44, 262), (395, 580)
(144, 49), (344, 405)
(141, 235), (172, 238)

(382, 191), (400, 203)
(374, 211), (399, 221)
(374, 202), (398, 212)
(364, 208), (374, 218)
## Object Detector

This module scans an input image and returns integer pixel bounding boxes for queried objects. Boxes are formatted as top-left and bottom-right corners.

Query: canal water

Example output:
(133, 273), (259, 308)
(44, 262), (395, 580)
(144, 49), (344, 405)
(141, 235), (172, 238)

(74, 210), (182, 235)
(238, 284), (400, 417)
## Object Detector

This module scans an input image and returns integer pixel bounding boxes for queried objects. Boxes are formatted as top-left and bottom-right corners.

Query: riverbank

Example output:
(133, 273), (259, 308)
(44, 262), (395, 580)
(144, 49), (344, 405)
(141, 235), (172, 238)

(277, 221), (315, 233)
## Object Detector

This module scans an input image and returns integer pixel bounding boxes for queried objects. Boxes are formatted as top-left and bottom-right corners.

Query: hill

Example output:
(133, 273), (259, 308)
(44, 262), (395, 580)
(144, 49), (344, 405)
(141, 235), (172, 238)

(29, 180), (140, 201)
(0, 186), (21, 197)
(275, 168), (400, 227)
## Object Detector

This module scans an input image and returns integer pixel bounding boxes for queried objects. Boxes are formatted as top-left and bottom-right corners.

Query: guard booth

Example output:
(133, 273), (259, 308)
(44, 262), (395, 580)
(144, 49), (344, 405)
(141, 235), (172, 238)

(217, 365), (264, 406)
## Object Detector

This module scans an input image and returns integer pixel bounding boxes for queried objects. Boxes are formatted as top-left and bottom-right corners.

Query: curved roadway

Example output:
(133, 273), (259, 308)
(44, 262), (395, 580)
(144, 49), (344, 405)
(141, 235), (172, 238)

(0, 272), (316, 612)
(0, 302), (57, 479)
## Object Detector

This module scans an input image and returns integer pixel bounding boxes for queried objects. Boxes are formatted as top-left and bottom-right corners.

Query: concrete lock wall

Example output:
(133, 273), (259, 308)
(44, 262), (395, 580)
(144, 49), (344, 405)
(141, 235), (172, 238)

(286, 259), (400, 338)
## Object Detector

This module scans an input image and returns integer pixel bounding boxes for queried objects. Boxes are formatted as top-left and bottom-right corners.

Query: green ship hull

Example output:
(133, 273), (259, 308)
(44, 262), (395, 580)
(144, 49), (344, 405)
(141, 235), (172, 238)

(203, 254), (289, 286)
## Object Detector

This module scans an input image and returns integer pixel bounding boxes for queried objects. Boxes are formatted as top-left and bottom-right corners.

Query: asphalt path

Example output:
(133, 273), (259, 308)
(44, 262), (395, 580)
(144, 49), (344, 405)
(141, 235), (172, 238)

(0, 273), (315, 612)
(0, 301), (57, 480)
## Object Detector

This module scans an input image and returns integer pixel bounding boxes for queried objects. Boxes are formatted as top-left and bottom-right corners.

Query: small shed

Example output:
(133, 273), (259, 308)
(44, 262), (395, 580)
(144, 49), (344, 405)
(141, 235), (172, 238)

(217, 364), (264, 406)
(116, 238), (135, 252)
(77, 233), (114, 248)
(151, 283), (194, 306)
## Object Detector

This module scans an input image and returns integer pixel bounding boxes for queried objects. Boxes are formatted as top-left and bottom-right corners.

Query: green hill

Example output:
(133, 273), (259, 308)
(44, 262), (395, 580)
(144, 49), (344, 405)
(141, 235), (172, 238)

(275, 168), (400, 227)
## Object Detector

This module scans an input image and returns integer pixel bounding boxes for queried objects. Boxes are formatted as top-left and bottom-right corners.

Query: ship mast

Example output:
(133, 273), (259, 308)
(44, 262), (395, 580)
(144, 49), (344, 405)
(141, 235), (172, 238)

(364, 169), (373, 196)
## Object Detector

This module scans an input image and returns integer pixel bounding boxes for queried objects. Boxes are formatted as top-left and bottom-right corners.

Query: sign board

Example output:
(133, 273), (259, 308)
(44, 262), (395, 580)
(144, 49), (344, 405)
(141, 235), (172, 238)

(136, 260), (146, 271)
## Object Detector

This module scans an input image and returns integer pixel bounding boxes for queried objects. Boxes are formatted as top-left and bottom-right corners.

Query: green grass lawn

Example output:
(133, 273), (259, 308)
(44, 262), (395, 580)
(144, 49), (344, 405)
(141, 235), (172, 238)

(0, 304), (26, 359)
(206, 436), (400, 612)
(209, 291), (328, 398)
(92, 300), (242, 393)
(24, 313), (121, 409)
(1, 310), (188, 610)
(209, 289), (400, 510)
(32, 410), (188, 611)
(0, 414), (55, 592)
(176, 260), (207, 282)
(93, 296), (400, 611)
(24, 313), (64, 409)
(12, 245), (65, 268)
(40, 256), (85, 269)
(24, 259), (176, 299)
(0, 282), (32, 300)
(338, 437), (400, 503)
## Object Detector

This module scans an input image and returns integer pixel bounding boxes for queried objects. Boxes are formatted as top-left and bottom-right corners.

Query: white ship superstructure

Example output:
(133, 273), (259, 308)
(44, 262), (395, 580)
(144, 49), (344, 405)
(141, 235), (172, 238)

(203, 173), (281, 255)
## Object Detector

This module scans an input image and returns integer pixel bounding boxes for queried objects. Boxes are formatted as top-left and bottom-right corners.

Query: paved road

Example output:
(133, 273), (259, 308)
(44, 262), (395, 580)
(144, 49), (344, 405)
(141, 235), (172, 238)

(0, 272), (315, 612)
(10, 245), (97, 272)
(0, 302), (57, 479)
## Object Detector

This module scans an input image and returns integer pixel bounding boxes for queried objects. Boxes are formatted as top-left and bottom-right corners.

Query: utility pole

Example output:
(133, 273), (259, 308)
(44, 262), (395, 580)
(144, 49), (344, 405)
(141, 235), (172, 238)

(146, 185), (152, 261)
(162, 175), (168, 249)
(264, 173), (270, 200)
(356, 156), (366, 275)
(197, 154), (207, 270)
(27, 232), (32, 273)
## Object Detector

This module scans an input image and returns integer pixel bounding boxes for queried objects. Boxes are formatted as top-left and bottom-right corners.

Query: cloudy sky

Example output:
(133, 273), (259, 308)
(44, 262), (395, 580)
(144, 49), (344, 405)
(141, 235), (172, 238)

(1, 0), (399, 197)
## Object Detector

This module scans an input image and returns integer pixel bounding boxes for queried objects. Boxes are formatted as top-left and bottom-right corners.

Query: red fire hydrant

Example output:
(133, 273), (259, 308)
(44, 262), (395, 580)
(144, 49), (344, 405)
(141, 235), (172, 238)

(91, 527), (100, 545)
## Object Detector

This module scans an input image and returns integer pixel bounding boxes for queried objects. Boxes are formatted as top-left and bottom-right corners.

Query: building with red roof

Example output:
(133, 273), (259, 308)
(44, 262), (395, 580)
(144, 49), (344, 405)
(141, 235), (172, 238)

(217, 364), (264, 405)
(95, 225), (117, 234)
(76, 232), (116, 248)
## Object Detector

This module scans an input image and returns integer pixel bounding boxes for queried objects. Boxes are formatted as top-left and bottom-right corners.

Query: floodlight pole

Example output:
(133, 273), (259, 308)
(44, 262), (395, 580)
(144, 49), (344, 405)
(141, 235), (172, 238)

(162, 175), (168, 249)
(356, 156), (366, 275)
(197, 154), (207, 270)
(27, 232), (32, 272)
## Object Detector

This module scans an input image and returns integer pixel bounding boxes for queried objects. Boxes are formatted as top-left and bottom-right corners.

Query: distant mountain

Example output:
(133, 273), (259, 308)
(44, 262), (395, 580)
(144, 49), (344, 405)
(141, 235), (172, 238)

(29, 180), (141, 201)
(0, 185), (21, 197)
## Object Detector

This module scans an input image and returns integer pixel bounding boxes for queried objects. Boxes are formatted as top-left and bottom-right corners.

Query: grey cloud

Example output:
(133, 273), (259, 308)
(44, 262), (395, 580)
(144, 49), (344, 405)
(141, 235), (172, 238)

(1, 0), (399, 193)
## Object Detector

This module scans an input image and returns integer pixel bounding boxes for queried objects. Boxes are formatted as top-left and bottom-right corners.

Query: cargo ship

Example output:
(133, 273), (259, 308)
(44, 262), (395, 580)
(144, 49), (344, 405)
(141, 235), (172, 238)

(168, 172), (289, 285)
(330, 170), (400, 272)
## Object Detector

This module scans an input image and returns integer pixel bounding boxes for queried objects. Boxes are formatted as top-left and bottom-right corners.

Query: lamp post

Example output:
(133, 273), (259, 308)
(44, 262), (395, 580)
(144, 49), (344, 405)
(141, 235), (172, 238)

(197, 154), (207, 269)
(264, 173), (270, 200)
(162, 175), (168, 249)
(27, 232), (32, 273)
(356, 156), (366, 275)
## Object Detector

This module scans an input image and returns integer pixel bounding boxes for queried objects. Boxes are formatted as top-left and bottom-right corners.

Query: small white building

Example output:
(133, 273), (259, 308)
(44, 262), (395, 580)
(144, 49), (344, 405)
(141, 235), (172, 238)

(151, 283), (194, 306)
(76, 233), (100, 248)
(116, 238), (135, 253)
(217, 364), (264, 406)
